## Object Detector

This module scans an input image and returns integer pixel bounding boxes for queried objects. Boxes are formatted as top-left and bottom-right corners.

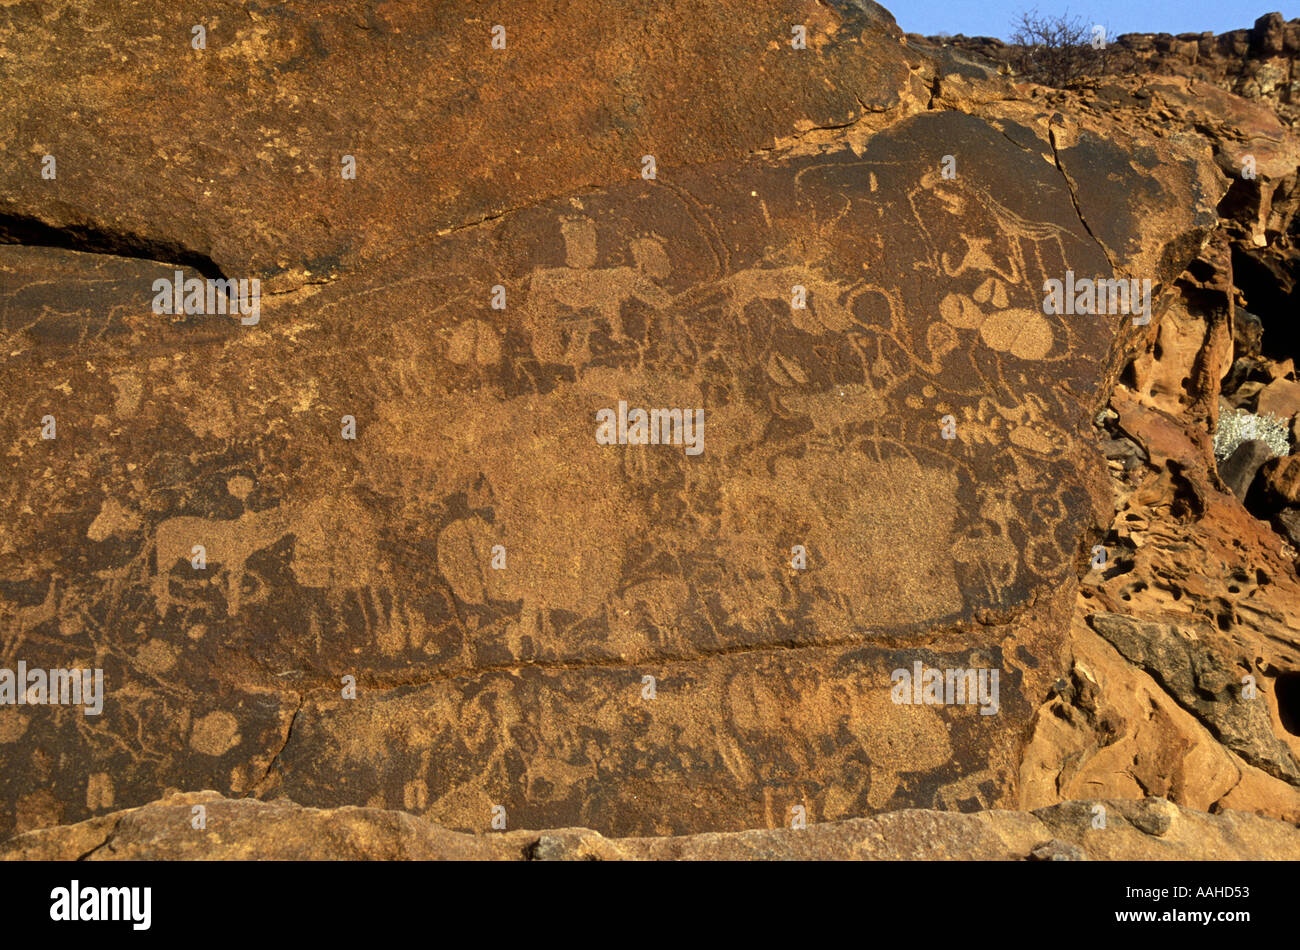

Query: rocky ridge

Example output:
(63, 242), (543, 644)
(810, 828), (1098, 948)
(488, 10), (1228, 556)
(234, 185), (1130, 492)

(4, 791), (1296, 860)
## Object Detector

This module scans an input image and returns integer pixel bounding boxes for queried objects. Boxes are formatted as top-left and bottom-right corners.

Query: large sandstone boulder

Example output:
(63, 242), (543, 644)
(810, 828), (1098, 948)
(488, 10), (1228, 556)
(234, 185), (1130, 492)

(4, 0), (1298, 857)
(4, 100), (1205, 836)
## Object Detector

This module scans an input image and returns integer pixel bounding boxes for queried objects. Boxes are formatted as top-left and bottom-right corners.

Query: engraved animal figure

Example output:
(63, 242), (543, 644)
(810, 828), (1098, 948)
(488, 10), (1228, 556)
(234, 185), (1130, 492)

(149, 506), (296, 616)
(934, 767), (1000, 812)
(714, 264), (859, 334)
(523, 218), (673, 346)
(147, 497), (380, 617)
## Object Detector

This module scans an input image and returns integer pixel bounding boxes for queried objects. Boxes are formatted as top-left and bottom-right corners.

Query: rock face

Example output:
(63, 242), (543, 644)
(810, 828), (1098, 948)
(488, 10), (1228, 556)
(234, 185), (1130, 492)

(4, 791), (1297, 861)
(0, 0), (922, 288)
(1, 2), (1299, 857)
(917, 15), (1300, 124)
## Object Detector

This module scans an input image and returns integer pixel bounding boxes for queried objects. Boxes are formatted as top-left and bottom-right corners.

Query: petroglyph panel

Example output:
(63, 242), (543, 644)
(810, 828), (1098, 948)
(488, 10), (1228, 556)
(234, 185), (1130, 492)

(1, 110), (1129, 836)
(273, 633), (1045, 837)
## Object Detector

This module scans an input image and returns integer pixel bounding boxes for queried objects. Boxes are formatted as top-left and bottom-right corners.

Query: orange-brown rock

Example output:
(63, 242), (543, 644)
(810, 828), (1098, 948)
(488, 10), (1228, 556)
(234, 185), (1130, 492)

(1263, 455), (1300, 505)
(4, 791), (1298, 860)
(3, 1), (1300, 860)
(0, 0), (924, 289)
(1258, 378), (1300, 420)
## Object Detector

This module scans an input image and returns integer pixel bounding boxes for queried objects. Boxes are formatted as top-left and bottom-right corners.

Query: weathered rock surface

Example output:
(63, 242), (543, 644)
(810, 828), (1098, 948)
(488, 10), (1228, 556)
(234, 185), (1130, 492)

(4, 791), (1296, 860)
(1220, 439), (1276, 498)
(5, 99), (1197, 837)
(3, 1), (1300, 858)
(0, 0), (923, 289)
(1088, 611), (1299, 780)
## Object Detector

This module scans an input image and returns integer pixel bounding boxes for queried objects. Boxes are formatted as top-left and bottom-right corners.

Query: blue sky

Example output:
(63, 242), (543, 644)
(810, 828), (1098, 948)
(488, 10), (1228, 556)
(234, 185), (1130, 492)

(891, 1), (1300, 40)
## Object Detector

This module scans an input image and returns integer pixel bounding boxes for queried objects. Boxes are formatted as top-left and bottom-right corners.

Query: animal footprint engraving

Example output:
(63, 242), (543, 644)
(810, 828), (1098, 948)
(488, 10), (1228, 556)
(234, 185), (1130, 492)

(939, 276), (1053, 361)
